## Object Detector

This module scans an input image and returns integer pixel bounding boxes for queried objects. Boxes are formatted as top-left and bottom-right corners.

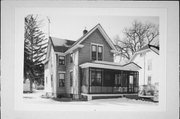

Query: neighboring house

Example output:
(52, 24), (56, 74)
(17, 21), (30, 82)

(130, 44), (160, 89)
(44, 24), (141, 100)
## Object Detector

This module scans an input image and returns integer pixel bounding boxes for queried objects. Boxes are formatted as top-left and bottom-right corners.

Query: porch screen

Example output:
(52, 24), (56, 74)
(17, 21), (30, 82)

(90, 69), (102, 86)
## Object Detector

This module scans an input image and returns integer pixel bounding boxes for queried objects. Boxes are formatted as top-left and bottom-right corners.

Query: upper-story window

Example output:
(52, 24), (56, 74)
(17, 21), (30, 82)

(98, 46), (103, 60)
(59, 56), (65, 65)
(91, 45), (97, 60)
(91, 44), (103, 61)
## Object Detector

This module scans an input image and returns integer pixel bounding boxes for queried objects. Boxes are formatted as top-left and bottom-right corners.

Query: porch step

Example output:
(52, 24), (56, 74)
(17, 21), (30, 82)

(81, 93), (137, 101)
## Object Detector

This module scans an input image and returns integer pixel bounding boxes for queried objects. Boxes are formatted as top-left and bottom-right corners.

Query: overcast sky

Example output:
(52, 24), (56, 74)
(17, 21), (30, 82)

(35, 9), (159, 41)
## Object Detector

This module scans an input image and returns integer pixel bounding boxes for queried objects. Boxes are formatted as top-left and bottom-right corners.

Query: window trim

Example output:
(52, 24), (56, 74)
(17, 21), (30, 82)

(90, 43), (104, 61)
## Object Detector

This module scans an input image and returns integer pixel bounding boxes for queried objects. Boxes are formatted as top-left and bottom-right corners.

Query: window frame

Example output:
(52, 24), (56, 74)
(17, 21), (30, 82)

(98, 45), (103, 61)
(91, 43), (104, 61)
(59, 73), (65, 87)
(91, 44), (97, 60)
(59, 56), (65, 65)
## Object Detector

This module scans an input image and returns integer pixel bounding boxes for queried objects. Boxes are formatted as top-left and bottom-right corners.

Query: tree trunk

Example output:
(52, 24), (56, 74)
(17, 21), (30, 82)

(30, 79), (33, 93)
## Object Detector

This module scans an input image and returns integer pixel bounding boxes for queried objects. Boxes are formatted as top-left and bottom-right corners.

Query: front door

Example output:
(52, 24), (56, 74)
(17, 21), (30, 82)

(128, 75), (134, 93)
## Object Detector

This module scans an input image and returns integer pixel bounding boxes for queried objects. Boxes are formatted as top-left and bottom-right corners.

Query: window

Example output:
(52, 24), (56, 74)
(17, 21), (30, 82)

(70, 53), (73, 63)
(91, 44), (103, 61)
(147, 59), (152, 71)
(59, 73), (65, 87)
(90, 69), (102, 86)
(98, 46), (103, 60)
(70, 71), (73, 87)
(148, 76), (151, 85)
(91, 45), (97, 60)
(59, 56), (65, 65)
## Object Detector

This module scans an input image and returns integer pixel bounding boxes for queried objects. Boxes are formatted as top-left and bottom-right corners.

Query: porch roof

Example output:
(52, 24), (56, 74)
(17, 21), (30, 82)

(79, 61), (141, 71)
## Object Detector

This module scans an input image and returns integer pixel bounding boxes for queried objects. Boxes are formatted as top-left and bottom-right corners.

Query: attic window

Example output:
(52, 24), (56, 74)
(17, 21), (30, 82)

(91, 44), (103, 61)
(91, 45), (97, 60)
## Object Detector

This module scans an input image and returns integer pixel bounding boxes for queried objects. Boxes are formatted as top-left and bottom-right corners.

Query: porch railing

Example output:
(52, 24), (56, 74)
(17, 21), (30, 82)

(82, 86), (138, 94)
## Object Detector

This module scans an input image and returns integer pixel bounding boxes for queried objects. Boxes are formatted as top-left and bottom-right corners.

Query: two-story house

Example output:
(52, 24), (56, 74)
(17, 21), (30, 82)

(130, 44), (160, 91)
(44, 24), (141, 100)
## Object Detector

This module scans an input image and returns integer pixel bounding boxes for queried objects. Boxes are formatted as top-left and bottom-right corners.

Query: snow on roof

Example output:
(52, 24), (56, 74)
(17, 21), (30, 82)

(129, 44), (159, 62)
(49, 37), (76, 52)
(79, 61), (141, 71)
(49, 23), (117, 54)
(137, 44), (159, 55)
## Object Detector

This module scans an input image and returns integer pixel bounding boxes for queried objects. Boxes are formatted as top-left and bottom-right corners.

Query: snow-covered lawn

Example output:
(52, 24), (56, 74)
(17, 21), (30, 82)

(23, 90), (158, 106)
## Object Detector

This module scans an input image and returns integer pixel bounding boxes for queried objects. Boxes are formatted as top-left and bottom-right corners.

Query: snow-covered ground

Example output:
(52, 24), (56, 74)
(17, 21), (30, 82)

(23, 90), (158, 106)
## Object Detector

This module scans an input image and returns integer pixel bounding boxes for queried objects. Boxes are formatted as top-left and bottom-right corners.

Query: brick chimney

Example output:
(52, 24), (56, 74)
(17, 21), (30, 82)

(83, 27), (88, 35)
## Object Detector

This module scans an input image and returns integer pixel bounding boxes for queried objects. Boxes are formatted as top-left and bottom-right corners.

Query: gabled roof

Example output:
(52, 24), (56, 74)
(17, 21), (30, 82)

(49, 37), (76, 53)
(137, 44), (159, 55)
(45, 24), (117, 63)
(64, 23), (117, 54)
(130, 44), (159, 62)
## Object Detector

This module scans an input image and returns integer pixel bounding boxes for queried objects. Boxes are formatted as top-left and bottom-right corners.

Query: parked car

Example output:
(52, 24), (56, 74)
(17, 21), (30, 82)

(138, 84), (159, 102)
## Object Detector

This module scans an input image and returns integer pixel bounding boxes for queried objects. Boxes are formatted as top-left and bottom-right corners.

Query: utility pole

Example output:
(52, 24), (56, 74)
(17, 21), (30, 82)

(47, 16), (51, 37)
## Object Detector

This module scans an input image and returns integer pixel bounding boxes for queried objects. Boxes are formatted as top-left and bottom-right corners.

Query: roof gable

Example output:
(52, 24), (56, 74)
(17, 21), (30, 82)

(129, 44), (159, 62)
(64, 24), (117, 54)
(50, 37), (76, 52)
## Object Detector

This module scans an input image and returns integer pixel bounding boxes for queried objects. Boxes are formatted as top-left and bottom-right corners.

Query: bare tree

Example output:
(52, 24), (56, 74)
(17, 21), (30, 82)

(114, 20), (159, 61)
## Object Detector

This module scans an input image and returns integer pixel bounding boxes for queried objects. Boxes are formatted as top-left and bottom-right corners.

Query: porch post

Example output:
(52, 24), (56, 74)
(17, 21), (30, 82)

(88, 67), (90, 94)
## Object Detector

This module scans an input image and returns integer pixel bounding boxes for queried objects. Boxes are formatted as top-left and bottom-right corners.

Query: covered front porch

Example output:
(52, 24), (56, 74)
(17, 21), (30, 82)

(80, 61), (141, 95)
